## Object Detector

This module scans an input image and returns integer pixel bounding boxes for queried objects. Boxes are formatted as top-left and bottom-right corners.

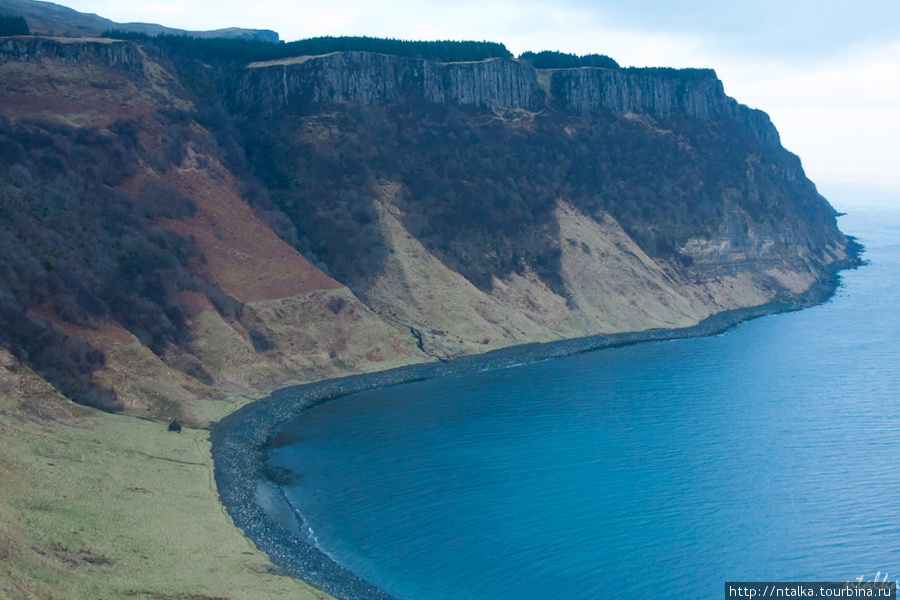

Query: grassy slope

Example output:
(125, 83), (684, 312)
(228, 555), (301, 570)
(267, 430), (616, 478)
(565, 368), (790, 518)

(0, 349), (333, 600)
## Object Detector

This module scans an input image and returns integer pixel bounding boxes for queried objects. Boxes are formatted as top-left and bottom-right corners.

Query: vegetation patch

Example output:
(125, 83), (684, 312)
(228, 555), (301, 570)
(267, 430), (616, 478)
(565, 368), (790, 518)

(230, 100), (836, 301)
(0, 118), (242, 409)
(0, 14), (29, 36)
(0, 362), (333, 600)
(103, 31), (512, 64)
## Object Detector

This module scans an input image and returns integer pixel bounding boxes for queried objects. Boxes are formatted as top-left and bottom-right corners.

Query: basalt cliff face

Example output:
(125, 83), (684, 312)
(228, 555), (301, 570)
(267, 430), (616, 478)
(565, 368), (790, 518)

(233, 54), (540, 115)
(548, 67), (781, 145)
(0, 36), (858, 415)
(230, 52), (778, 144)
(0, 35), (142, 69)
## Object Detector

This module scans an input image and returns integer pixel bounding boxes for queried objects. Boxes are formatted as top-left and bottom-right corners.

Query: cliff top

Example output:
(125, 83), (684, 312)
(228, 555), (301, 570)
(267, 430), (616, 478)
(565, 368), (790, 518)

(246, 52), (512, 69)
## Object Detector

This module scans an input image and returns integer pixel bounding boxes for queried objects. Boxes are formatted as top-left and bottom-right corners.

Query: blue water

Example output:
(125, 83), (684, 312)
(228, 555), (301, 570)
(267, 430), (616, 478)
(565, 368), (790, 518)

(268, 204), (900, 600)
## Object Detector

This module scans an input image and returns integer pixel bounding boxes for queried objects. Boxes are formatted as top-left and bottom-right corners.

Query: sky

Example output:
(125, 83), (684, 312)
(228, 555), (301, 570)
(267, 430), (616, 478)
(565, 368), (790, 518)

(57, 0), (900, 206)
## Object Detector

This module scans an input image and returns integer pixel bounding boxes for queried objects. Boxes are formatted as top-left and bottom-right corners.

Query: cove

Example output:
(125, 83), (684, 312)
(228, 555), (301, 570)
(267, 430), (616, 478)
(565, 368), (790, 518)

(213, 208), (896, 600)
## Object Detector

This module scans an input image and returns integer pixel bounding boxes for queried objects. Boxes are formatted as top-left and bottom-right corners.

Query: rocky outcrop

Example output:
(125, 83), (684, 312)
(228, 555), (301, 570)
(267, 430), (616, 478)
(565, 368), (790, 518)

(550, 68), (722, 118)
(0, 37), (141, 71)
(232, 52), (540, 116)
(0, 35), (777, 146)
(550, 67), (780, 145)
(229, 52), (779, 145)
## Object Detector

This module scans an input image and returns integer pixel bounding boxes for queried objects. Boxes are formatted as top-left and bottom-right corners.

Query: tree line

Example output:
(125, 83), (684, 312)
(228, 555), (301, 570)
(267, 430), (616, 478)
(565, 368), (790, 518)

(518, 50), (620, 70)
(0, 14), (29, 36)
(102, 30), (513, 64)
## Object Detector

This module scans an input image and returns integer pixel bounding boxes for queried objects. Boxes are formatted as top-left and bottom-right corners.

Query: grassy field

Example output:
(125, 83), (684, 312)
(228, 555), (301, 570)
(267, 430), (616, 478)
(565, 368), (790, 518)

(0, 353), (334, 600)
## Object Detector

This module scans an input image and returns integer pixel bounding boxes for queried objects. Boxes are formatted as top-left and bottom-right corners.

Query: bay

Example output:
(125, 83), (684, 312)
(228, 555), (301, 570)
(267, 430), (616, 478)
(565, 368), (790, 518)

(268, 203), (900, 600)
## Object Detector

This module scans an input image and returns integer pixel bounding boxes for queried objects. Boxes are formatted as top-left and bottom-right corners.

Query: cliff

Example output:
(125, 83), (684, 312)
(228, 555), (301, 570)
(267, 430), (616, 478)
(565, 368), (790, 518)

(0, 36), (142, 70)
(549, 67), (781, 145)
(222, 49), (853, 357)
(229, 51), (779, 145)
(0, 30), (860, 600)
(0, 35), (858, 399)
(233, 53), (540, 115)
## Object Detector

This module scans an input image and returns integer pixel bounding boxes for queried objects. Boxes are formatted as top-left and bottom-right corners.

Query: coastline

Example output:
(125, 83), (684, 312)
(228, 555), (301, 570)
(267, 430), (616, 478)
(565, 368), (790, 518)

(210, 271), (848, 600)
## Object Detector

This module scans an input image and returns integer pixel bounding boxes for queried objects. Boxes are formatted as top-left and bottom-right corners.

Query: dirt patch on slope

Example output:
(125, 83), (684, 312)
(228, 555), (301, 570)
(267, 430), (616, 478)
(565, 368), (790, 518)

(363, 193), (801, 359)
(554, 201), (705, 331)
(365, 189), (560, 358)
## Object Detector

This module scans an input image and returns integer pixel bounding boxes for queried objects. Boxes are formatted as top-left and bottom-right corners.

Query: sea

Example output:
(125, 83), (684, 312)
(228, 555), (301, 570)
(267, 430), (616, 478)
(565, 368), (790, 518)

(267, 200), (900, 600)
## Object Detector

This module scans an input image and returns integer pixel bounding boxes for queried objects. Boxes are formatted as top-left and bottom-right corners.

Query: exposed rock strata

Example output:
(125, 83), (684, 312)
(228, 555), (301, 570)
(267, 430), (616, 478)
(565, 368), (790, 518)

(233, 52), (540, 115)
(549, 68), (780, 145)
(230, 51), (778, 146)
(0, 37), (141, 71)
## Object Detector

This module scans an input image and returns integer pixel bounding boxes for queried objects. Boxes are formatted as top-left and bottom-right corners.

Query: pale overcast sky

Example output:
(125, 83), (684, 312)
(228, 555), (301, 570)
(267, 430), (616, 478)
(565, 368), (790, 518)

(57, 0), (900, 206)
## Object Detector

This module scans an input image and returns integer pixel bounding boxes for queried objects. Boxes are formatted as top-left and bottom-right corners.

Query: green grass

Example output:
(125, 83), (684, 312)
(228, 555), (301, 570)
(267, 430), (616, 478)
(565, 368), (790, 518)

(0, 388), (334, 600)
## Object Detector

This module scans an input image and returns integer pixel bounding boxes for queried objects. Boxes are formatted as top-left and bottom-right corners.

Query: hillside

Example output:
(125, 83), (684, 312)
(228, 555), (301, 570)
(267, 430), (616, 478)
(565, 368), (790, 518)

(0, 9), (860, 599)
(0, 0), (278, 40)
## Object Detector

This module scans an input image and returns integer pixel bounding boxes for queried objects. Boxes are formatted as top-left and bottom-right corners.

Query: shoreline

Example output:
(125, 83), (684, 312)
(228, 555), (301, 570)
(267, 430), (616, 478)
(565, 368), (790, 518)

(210, 272), (846, 600)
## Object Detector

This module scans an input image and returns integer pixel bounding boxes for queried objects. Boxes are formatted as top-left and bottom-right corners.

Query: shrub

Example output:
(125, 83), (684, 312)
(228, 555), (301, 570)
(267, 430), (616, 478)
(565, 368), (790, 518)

(249, 329), (273, 352)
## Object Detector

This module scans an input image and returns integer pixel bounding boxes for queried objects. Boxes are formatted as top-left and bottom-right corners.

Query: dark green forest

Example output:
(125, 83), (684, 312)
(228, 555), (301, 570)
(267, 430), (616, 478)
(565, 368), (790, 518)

(0, 14), (29, 36)
(102, 31), (513, 64)
(518, 50), (620, 69)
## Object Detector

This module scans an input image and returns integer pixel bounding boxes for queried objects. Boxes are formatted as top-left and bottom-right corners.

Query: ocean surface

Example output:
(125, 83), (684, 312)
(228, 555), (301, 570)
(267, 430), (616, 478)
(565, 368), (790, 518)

(268, 204), (900, 600)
